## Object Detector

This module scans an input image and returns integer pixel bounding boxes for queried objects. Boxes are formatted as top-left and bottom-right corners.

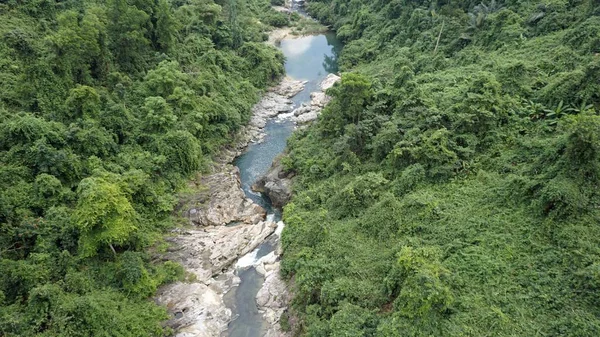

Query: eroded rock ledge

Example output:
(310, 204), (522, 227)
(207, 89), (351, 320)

(157, 171), (276, 336)
(252, 156), (293, 209)
(182, 165), (264, 226)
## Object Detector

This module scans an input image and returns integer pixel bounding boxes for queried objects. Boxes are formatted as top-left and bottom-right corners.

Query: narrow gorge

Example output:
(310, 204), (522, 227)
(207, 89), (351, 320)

(156, 4), (342, 336)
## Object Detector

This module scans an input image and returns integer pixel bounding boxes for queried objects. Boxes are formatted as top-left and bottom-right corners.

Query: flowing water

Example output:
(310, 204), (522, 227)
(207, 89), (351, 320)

(223, 23), (342, 337)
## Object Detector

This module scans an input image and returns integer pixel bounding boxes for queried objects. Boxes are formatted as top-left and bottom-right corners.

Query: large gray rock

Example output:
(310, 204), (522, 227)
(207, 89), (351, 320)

(291, 74), (340, 125)
(157, 220), (277, 336)
(293, 111), (319, 124)
(252, 157), (293, 208)
(320, 73), (341, 91)
(293, 103), (312, 116)
(156, 277), (234, 337)
(255, 224), (292, 337)
(272, 76), (307, 98)
(181, 165), (265, 226)
(164, 221), (277, 282)
(310, 91), (331, 108)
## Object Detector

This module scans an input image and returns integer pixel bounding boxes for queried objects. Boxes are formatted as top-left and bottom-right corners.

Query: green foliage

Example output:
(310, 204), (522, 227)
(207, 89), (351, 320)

(73, 174), (138, 257)
(281, 0), (600, 335)
(0, 0), (284, 334)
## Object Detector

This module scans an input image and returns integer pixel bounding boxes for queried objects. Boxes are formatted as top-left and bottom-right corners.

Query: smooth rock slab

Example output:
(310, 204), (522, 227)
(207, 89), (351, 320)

(272, 77), (307, 98)
(157, 220), (277, 335)
(182, 165), (265, 227)
(256, 251), (292, 337)
(164, 220), (277, 283)
(320, 73), (341, 91)
(157, 280), (233, 337)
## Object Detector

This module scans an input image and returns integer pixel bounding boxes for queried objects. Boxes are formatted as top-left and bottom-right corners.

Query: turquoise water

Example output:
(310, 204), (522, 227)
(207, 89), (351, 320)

(225, 30), (341, 337)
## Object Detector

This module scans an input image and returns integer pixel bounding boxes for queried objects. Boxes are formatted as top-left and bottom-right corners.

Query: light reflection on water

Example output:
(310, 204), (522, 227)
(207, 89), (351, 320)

(281, 33), (342, 105)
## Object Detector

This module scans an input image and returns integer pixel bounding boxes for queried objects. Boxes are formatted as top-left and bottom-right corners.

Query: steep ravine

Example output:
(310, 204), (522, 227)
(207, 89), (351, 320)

(156, 5), (342, 337)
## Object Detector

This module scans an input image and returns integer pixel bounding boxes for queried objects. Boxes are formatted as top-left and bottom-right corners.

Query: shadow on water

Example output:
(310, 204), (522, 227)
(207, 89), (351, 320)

(223, 267), (267, 337)
(225, 20), (341, 337)
(234, 120), (295, 214)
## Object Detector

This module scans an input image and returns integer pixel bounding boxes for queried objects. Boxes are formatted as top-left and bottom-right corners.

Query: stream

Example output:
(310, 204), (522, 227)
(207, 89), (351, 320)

(222, 22), (342, 337)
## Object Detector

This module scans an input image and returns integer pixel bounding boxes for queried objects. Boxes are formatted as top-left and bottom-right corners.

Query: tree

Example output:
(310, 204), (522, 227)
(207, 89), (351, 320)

(142, 96), (177, 132)
(46, 10), (106, 84)
(153, 0), (176, 52)
(73, 174), (137, 257)
(143, 60), (187, 98)
(320, 73), (372, 136)
(107, 0), (151, 73)
(65, 85), (101, 120)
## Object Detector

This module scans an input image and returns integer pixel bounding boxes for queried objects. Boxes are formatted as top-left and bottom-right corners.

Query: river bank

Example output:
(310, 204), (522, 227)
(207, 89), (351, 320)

(155, 77), (304, 337)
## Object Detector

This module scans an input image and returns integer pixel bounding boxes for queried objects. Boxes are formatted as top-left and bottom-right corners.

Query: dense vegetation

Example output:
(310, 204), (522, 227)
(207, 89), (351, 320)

(281, 0), (600, 335)
(0, 0), (287, 335)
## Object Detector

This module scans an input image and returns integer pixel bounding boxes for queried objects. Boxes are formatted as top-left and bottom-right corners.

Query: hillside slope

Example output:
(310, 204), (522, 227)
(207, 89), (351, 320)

(280, 1), (600, 335)
(0, 0), (289, 335)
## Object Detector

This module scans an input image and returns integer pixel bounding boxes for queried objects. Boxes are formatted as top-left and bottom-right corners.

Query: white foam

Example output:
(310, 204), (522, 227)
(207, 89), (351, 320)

(274, 221), (285, 237)
(235, 248), (259, 268)
(277, 111), (295, 120)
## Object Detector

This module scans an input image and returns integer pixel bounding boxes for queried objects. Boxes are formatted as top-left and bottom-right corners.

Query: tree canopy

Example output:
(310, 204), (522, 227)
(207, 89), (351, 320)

(0, 0), (287, 335)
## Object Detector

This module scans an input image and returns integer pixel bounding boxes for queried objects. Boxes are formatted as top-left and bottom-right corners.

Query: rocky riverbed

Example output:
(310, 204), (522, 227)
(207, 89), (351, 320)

(156, 72), (340, 336)
(279, 73), (340, 125)
(155, 76), (304, 337)
(216, 77), (306, 165)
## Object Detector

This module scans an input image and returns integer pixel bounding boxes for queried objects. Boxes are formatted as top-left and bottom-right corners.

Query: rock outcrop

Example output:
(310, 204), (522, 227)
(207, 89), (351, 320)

(158, 185), (277, 337)
(252, 156), (293, 208)
(255, 223), (292, 337)
(182, 165), (265, 226)
(291, 73), (340, 125)
(156, 274), (236, 337)
(320, 72), (340, 91)
(164, 221), (277, 283)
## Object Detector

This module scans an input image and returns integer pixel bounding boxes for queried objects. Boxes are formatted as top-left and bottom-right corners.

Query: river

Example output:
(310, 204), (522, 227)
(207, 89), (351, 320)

(222, 27), (342, 337)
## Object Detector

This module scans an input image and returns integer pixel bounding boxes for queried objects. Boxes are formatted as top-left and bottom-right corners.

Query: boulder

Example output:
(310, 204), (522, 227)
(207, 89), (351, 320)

(181, 165), (265, 226)
(252, 157), (293, 208)
(310, 91), (330, 108)
(292, 104), (313, 116)
(253, 92), (294, 118)
(292, 111), (319, 124)
(320, 73), (341, 91)
(256, 251), (292, 337)
(272, 77), (307, 98)
(157, 280), (233, 337)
